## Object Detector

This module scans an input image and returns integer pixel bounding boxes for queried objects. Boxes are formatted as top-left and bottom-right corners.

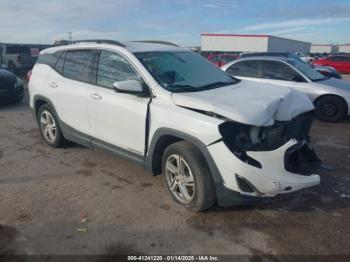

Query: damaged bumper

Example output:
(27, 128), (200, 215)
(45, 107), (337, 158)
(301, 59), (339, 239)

(208, 139), (320, 206)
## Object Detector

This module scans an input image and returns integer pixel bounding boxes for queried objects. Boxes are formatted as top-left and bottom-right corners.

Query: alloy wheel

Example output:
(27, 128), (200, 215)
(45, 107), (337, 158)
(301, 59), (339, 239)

(40, 110), (57, 143)
(165, 154), (195, 204)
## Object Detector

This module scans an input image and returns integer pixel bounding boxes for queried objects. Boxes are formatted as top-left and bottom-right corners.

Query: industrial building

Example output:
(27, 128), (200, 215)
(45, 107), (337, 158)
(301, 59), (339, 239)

(338, 44), (350, 53)
(311, 44), (338, 53)
(201, 33), (311, 53)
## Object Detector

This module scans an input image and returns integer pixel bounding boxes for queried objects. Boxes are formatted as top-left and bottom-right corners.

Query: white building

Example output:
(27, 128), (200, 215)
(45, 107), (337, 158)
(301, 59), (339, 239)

(201, 33), (311, 53)
(311, 44), (337, 53)
(338, 44), (350, 53)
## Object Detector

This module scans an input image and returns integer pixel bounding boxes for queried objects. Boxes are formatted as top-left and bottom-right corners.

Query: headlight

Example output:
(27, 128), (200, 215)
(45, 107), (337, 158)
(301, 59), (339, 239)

(218, 112), (314, 168)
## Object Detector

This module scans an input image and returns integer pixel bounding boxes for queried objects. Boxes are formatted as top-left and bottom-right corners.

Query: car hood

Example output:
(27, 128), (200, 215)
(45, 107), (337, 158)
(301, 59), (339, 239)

(319, 78), (350, 91)
(171, 80), (314, 126)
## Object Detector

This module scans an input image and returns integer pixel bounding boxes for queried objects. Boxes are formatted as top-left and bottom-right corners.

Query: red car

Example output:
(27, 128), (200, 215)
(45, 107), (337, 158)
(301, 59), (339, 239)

(312, 54), (350, 74)
(207, 53), (238, 67)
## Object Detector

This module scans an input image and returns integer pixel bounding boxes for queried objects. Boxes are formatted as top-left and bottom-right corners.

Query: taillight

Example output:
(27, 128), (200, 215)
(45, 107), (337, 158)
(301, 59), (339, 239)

(27, 70), (32, 82)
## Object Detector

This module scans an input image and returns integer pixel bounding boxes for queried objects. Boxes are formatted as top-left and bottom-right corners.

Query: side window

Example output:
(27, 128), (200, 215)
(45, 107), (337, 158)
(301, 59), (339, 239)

(37, 51), (61, 67)
(63, 50), (96, 83)
(97, 50), (140, 88)
(262, 61), (299, 81)
(54, 51), (65, 73)
(226, 61), (260, 77)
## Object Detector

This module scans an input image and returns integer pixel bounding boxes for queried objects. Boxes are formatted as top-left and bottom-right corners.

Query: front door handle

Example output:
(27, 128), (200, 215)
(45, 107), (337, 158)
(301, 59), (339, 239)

(49, 82), (58, 88)
(90, 93), (102, 100)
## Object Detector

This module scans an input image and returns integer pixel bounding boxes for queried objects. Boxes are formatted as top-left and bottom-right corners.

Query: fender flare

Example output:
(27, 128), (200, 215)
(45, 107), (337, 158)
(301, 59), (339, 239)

(145, 127), (223, 185)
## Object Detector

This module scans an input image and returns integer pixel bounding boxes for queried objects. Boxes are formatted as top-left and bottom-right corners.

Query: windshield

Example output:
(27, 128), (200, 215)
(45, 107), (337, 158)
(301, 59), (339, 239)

(135, 51), (238, 92)
(288, 59), (326, 82)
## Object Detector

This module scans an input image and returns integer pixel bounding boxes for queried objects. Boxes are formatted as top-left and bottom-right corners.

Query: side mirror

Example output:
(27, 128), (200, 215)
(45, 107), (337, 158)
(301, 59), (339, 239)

(113, 80), (147, 96)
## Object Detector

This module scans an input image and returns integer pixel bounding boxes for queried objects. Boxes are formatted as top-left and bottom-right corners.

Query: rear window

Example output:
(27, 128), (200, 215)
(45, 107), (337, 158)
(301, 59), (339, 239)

(6, 46), (31, 54)
(37, 51), (62, 67)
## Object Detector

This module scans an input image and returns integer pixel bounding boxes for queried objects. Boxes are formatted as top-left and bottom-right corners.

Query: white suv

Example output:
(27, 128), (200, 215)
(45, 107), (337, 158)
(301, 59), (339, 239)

(29, 40), (321, 211)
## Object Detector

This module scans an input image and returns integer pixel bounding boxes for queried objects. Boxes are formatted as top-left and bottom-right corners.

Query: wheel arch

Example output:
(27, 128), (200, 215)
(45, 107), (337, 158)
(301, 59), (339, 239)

(145, 128), (223, 184)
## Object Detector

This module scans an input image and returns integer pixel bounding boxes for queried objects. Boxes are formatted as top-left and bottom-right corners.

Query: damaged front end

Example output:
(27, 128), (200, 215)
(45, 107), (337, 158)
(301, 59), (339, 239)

(219, 112), (321, 173)
(212, 111), (321, 198)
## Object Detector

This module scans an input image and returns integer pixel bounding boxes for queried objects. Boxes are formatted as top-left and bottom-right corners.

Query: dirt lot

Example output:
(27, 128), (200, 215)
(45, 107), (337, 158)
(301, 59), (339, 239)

(0, 79), (350, 258)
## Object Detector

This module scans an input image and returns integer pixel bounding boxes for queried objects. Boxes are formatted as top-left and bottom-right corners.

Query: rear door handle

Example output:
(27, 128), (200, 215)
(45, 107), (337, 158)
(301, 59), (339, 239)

(90, 93), (102, 100)
(49, 82), (58, 88)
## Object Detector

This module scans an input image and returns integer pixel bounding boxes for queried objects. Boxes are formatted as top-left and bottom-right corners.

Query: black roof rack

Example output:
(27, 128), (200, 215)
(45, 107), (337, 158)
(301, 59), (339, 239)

(132, 40), (179, 47)
(69, 39), (125, 47)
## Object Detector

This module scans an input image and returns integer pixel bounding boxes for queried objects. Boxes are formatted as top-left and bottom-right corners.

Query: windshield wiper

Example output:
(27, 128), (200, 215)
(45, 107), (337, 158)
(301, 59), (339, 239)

(199, 81), (235, 90)
(168, 84), (199, 92)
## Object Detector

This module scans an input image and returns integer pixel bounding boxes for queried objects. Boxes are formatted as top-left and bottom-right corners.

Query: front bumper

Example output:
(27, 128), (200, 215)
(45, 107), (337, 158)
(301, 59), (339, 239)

(208, 139), (320, 206)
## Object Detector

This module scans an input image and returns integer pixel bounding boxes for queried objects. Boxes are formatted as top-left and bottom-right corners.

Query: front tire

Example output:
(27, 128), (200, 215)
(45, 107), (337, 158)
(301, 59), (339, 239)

(37, 104), (64, 147)
(314, 96), (347, 122)
(162, 141), (216, 211)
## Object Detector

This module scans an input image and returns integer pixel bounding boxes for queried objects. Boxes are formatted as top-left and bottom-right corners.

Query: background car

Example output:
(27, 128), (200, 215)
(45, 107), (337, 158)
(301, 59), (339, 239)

(207, 53), (239, 67)
(240, 52), (342, 79)
(0, 67), (24, 104)
(312, 54), (350, 74)
(221, 56), (350, 122)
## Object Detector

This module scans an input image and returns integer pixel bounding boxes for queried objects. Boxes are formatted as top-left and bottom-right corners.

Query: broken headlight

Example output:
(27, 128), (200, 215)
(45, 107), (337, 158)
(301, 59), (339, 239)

(218, 112), (314, 168)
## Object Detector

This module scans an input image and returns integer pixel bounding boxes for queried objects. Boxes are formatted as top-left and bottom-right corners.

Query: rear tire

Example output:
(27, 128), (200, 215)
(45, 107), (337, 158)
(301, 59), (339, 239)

(37, 104), (65, 147)
(314, 96), (347, 122)
(162, 141), (216, 211)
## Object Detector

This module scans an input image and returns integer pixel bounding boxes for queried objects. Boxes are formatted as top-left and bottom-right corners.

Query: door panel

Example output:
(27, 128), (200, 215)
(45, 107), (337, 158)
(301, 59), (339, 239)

(88, 87), (149, 154)
(46, 70), (91, 135)
(88, 49), (150, 155)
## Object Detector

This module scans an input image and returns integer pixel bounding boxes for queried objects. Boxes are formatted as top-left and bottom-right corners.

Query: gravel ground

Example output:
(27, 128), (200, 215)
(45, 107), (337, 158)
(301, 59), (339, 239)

(0, 79), (350, 258)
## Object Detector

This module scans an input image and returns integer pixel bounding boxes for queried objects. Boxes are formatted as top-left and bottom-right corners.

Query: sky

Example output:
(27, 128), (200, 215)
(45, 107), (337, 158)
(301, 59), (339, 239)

(0, 0), (349, 46)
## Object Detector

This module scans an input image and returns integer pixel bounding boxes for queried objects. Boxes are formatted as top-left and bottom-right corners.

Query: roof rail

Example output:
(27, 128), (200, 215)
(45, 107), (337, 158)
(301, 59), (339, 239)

(132, 40), (179, 47)
(69, 39), (126, 47)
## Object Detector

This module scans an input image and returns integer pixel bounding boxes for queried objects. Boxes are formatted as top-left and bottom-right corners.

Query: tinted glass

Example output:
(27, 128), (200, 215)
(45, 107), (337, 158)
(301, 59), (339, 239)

(6, 46), (31, 54)
(54, 51), (65, 73)
(288, 59), (325, 81)
(97, 50), (140, 88)
(37, 51), (62, 67)
(262, 61), (299, 81)
(226, 61), (260, 77)
(63, 50), (96, 83)
(135, 51), (237, 93)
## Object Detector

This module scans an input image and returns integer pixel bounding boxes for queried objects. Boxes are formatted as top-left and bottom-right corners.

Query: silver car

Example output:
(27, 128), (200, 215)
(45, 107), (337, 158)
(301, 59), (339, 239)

(221, 56), (350, 122)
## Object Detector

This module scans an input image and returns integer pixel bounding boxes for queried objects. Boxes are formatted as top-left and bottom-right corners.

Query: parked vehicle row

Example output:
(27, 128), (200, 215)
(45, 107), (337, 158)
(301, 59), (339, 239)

(0, 43), (50, 73)
(312, 54), (350, 74)
(0, 64), (25, 104)
(28, 40), (321, 211)
(221, 56), (350, 122)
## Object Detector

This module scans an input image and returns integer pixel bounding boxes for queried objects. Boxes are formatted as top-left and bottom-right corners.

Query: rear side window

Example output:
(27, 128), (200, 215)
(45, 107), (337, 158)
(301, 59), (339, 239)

(63, 50), (97, 83)
(262, 61), (299, 81)
(97, 50), (140, 88)
(37, 51), (62, 67)
(54, 51), (65, 73)
(226, 60), (260, 77)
